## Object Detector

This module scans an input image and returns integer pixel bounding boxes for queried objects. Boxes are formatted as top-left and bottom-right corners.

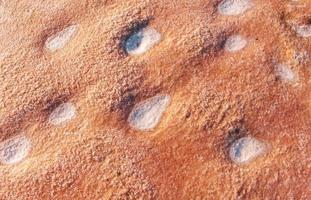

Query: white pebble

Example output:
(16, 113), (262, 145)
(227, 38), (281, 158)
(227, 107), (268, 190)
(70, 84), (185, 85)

(45, 25), (79, 52)
(275, 63), (297, 83)
(0, 135), (31, 165)
(125, 27), (161, 56)
(224, 35), (247, 52)
(128, 94), (170, 131)
(218, 0), (252, 16)
(293, 24), (311, 38)
(49, 102), (76, 125)
(229, 136), (267, 165)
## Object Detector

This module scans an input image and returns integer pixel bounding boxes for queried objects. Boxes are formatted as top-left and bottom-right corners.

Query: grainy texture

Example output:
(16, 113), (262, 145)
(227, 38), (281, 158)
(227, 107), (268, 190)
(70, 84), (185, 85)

(0, 0), (311, 199)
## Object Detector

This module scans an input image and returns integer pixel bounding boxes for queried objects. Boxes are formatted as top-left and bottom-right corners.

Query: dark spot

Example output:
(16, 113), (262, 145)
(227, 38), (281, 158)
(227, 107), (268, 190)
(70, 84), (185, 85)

(120, 19), (150, 55)
(41, 95), (69, 117)
(118, 93), (136, 110)
(125, 31), (144, 52)
(185, 111), (191, 119)
(227, 126), (246, 146)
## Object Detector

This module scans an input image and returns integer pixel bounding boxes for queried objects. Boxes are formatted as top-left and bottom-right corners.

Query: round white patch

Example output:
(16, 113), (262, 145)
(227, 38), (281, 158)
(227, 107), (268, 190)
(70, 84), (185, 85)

(224, 35), (247, 52)
(0, 135), (31, 165)
(128, 94), (170, 131)
(229, 136), (267, 165)
(125, 27), (161, 56)
(49, 102), (76, 125)
(275, 63), (297, 83)
(218, 0), (252, 16)
(45, 25), (79, 52)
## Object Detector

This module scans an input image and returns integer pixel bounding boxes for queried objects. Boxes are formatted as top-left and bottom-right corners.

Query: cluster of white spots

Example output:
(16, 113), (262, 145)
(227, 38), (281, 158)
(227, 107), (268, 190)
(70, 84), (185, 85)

(218, 0), (252, 16)
(128, 94), (171, 131)
(229, 136), (267, 165)
(125, 27), (161, 56)
(224, 35), (248, 52)
(275, 63), (297, 83)
(292, 24), (311, 38)
(0, 135), (31, 165)
(49, 102), (76, 125)
(45, 24), (79, 52)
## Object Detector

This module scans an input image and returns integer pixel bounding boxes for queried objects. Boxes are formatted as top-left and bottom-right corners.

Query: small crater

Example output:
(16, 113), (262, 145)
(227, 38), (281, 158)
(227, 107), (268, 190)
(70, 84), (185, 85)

(0, 135), (31, 165)
(124, 26), (161, 56)
(128, 94), (171, 131)
(229, 136), (267, 165)
(45, 24), (79, 52)
(224, 35), (247, 52)
(48, 102), (76, 125)
(218, 0), (253, 16)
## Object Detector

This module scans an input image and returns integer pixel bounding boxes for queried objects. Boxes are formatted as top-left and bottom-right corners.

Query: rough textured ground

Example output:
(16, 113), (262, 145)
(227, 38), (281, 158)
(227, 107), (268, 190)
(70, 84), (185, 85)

(0, 0), (311, 199)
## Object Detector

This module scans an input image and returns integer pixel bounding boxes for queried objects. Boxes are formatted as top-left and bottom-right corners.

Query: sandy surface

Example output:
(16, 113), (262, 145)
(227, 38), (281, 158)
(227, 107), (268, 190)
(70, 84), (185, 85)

(0, 0), (311, 199)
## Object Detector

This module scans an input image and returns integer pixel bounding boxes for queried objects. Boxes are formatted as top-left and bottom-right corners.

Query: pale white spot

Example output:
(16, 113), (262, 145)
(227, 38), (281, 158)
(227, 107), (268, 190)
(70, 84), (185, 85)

(49, 102), (76, 125)
(125, 27), (161, 56)
(225, 35), (247, 52)
(0, 135), (31, 165)
(45, 25), (79, 52)
(292, 24), (311, 38)
(275, 63), (297, 83)
(128, 94), (170, 131)
(229, 136), (267, 165)
(218, 0), (252, 16)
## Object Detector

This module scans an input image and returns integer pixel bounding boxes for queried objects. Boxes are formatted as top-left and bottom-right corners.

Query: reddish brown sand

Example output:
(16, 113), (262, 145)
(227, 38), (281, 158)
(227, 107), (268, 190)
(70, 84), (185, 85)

(0, 0), (311, 199)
